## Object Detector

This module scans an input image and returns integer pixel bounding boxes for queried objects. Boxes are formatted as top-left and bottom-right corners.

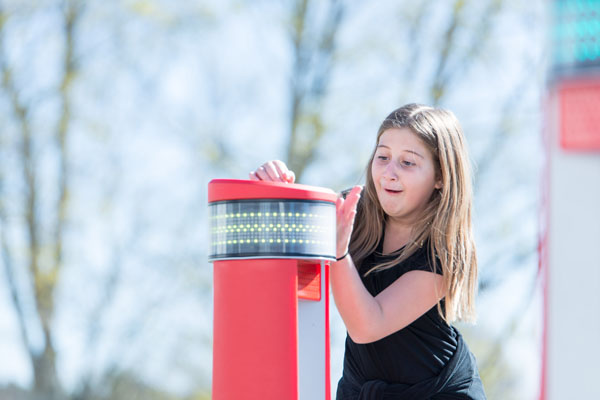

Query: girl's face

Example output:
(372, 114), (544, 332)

(371, 128), (442, 225)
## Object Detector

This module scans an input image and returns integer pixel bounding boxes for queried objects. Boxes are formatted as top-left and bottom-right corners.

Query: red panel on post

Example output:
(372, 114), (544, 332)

(297, 261), (321, 301)
(213, 259), (299, 399)
(558, 77), (600, 150)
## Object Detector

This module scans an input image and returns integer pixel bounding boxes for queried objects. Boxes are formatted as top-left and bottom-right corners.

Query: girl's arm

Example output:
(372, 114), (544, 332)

(249, 162), (444, 343)
(330, 256), (445, 343)
(333, 186), (445, 344)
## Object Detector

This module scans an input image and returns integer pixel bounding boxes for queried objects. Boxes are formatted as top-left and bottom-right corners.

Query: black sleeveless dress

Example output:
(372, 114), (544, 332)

(336, 239), (487, 400)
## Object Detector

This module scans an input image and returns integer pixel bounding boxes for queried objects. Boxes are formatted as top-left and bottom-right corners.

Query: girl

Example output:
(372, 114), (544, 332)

(250, 103), (486, 399)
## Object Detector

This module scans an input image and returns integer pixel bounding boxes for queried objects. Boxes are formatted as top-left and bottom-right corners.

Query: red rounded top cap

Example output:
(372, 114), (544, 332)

(208, 179), (337, 203)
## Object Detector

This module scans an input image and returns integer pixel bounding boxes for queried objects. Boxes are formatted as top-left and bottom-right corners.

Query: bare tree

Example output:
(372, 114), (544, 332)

(0, 1), (82, 398)
(285, 0), (345, 181)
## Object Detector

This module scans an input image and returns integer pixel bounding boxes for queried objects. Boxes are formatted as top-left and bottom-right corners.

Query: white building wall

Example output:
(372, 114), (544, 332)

(547, 94), (600, 400)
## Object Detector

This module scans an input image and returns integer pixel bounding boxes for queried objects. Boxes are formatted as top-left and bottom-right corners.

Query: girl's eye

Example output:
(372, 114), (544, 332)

(377, 156), (388, 161)
(402, 160), (415, 167)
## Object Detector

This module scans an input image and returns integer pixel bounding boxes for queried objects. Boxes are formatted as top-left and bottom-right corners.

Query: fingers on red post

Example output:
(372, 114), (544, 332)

(287, 170), (295, 183)
(250, 160), (295, 183)
(262, 161), (280, 181)
(254, 165), (268, 181)
(272, 160), (291, 183)
(273, 160), (296, 183)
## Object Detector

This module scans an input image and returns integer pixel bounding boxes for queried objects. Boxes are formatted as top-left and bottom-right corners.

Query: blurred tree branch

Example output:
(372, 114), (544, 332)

(286, 0), (345, 181)
(431, 0), (504, 105)
(0, 1), (82, 398)
(402, 0), (434, 89)
(431, 0), (467, 104)
(0, 3), (37, 374)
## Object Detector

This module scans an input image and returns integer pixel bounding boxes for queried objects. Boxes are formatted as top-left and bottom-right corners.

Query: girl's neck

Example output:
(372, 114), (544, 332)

(382, 220), (413, 254)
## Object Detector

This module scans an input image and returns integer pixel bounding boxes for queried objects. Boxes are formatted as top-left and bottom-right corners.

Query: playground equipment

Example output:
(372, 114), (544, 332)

(208, 179), (337, 400)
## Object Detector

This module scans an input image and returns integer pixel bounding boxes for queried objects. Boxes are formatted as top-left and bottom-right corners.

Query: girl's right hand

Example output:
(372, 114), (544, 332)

(249, 160), (295, 183)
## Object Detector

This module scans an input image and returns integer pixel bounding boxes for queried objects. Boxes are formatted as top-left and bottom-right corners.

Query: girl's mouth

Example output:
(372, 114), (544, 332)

(385, 189), (402, 194)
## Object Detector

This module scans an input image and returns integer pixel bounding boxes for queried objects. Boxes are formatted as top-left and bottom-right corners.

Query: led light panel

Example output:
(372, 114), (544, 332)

(209, 199), (336, 260)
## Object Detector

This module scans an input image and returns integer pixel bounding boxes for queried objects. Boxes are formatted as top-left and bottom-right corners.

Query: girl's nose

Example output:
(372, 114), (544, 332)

(383, 163), (398, 181)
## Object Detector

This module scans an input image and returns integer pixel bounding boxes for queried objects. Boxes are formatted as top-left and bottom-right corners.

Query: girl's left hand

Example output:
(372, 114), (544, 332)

(336, 185), (363, 259)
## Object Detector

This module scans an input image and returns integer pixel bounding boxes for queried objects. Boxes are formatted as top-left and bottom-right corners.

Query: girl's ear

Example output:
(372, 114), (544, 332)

(434, 179), (443, 190)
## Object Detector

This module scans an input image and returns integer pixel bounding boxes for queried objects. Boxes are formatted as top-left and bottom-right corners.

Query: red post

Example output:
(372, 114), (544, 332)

(208, 179), (336, 400)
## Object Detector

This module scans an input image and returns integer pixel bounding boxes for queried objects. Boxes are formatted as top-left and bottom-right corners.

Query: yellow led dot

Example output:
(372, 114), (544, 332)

(296, 228), (300, 232)
(288, 212), (292, 216)
(227, 240), (232, 244)
(258, 228), (262, 232)
(273, 212), (278, 216)
(302, 228), (306, 232)
(233, 240), (237, 244)
(257, 212), (262, 216)
(236, 213), (241, 217)
(243, 213), (247, 217)
(237, 229), (241, 232)
(247, 239), (251, 243)
(261, 239), (265, 243)
(266, 212), (270, 216)
(230, 213), (234, 218)
(269, 224), (274, 227)
(266, 228), (270, 232)
(269, 239), (274, 243)
(299, 224), (303, 228)
(284, 224), (289, 228)
(295, 213), (299, 217)
(254, 224), (258, 228)
(299, 239), (304, 244)
(302, 213), (306, 217)
(254, 239), (258, 243)
(277, 224), (282, 228)
(292, 224), (296, 228)
(288, 228), (293, 232)
(250, 228), (254, 232)
(284, 239), (289, 243)
(272, 227), (277, 231)
(292, 239), (296, 243)
(261, 224), (266, 228)
(246, 224), (251, 228)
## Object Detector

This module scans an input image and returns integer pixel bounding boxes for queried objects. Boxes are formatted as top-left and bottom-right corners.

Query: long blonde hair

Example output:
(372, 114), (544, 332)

(348, 103), (478, 323)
